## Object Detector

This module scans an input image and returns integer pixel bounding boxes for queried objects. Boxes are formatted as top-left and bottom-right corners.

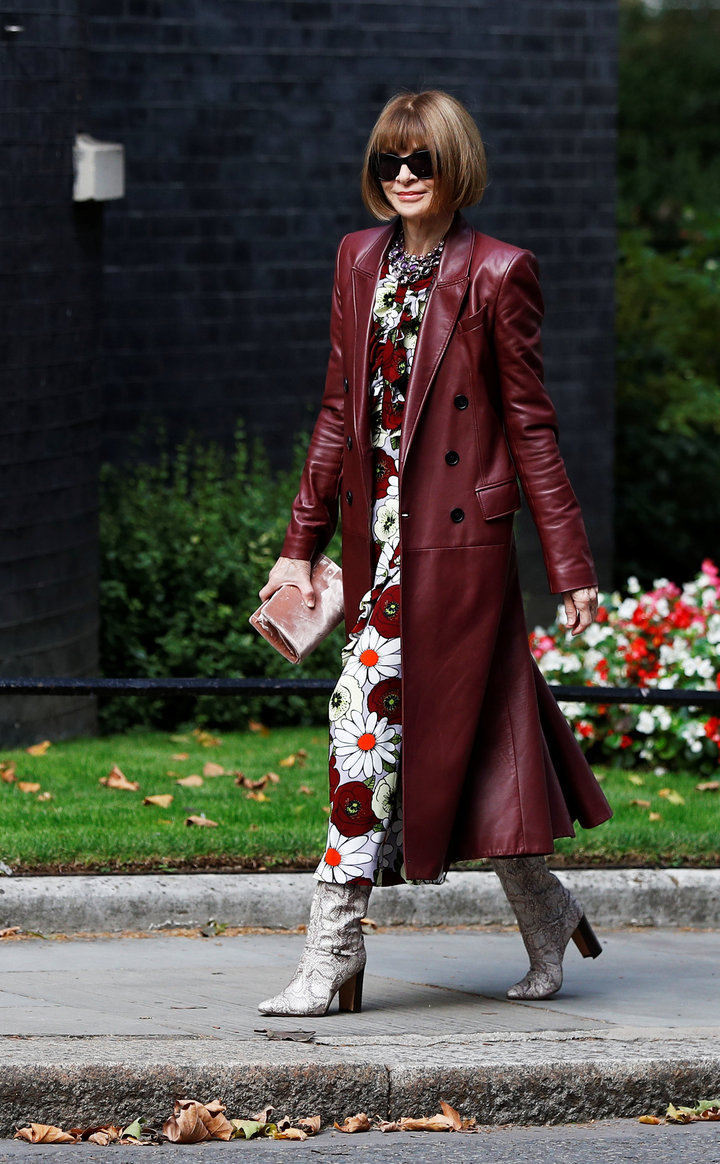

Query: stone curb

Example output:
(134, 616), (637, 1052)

(1, 869), (720, 933)
(2, 1032), (720, 1133)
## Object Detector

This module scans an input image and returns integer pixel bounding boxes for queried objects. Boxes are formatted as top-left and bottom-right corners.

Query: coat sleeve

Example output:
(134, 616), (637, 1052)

(280, 238), (347, 562)
(493, 249), (598, 595)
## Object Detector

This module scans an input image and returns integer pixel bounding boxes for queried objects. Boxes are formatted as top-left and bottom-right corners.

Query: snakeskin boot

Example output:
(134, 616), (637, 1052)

(258, 881), (371, 1017)
(489, 856), (602, 1000)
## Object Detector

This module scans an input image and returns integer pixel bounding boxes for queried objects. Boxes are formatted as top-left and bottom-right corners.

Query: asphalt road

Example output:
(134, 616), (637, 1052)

(2, 1121), (719, 1163)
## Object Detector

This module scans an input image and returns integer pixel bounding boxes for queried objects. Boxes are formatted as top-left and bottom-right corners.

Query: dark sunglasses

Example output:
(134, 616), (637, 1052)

(375, 149), (435, 182)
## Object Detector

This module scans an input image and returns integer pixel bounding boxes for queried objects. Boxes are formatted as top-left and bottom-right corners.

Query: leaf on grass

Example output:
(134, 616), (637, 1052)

(163, 1098), (232, 1143)
(255, 1028), (316, 1042)
(14, 1124), (77, 1143)
(630, 798), (652, 808)
(185, 815), (218, 827)
(658, 788), (685, 806)
(203, 761), (225, 777)
(266, 771), (281, 784)
(638, 1115), (662, 1124)
(192, 728), (222, 748)
(17, 782), (41, 794)
(322, 804), (331, 814)
(296, 748), (309, 761)
(235, 773), (269, 790)
(25, 740), (51, 756)
(298, 785), (313, 795)
(36, 791), (53, 802)
(0, 762), (16, 783)
(648, 812), (662, 822)
(0, 927), (22, 938)
(279, 754), (296, 768)
(696, 781), (720, 793)
(176, 775), (204, 787)
(246, 790), (270, 803)
(334, 1113), (371, 1134)
(144, 794), (174, 808)
(628, 774), (645, 786)
(100, 764), (139, 791)
(172, 752), (190, 760)
(248, 719), (270, 736)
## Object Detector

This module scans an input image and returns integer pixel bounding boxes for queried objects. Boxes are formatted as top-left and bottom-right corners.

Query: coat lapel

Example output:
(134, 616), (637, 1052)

(399, 214), (473, 466)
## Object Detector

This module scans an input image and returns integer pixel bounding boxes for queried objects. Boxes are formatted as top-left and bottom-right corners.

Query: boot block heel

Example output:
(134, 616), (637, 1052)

(571, 914), (602, 959)
(338, 967), (364, 1013)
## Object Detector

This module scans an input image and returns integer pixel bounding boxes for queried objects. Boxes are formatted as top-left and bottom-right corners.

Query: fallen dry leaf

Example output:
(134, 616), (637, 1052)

(0, 927), (21, 938)
(376, 1119), (403, 1132)
(274, 1128), (307, 1140)
(171, 752), (190, 760)
(251, 1105), (275, 1125)
(17, 782), (41, 794)
(266, 771), (281, 784)
(334, 1113), (371, 1134)
(185, 815), (218, 828)
(69, 1125), (123, 1145)
(297, 1115), (321, 1135)
(630, 798), (652, 808)
(192, 729), (222, 748)
(248, 719), (270, 736)
(296, 748), (309, 760)
(279, 754), (296, 768)
(0, 761), (16, 783)
(25, 740), (51, 756)
(398, 1115), (455, 1132)
(439, 1100), (463, 1130)
(246, 790), (270, 803)
(36, 791), (53, 802)
(255, 1028), (315, 1042)
(696, 781), (719, 793)
(14, 1125), (77, 1144)
(203, 762), (225, 777)
(638, 1115), (662, 1124)
(100, 764), (139, 792)
(235, 773), (269, 790)
(298, 785), (313, 795)
(176, 775), (204, 787)
(144, 794), (174, 808)
(163, 1098), (232, 1143)
(658, 788), (685, 805)
(628, 774), (645, 786)
(648, 812), (662, 822)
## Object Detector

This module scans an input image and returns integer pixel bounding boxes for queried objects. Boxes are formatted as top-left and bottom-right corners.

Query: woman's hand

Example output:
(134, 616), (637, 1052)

(561, 585), (598, 637)
(259, 557), (316, 609)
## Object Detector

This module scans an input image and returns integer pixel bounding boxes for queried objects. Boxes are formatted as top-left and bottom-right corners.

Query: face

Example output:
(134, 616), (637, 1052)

(379, 145), (437, 222)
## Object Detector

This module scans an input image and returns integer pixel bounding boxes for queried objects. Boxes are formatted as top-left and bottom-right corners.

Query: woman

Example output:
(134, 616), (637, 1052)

(257, 90), (612, 1018)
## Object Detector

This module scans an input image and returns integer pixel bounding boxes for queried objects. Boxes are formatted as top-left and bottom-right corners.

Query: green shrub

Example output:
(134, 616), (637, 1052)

(99, 426), (343, 733)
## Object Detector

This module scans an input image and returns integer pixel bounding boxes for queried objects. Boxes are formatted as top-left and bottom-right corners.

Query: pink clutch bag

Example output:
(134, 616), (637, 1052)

(249, 554), (344, 664)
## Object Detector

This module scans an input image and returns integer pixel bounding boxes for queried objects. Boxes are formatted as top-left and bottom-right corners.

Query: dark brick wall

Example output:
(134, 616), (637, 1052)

(0, 3), (100, 745)
(87, 0), (616, 615)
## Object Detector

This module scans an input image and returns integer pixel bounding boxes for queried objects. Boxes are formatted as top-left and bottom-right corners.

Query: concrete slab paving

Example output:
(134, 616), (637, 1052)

(1, 926), (720, 1134)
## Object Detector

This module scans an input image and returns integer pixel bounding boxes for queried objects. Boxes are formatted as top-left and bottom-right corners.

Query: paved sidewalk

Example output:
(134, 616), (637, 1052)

(1, 925), (719, 1134)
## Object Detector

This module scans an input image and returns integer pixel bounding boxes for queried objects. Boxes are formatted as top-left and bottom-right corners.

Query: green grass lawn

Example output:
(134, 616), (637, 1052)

(0, 726), (718, 873)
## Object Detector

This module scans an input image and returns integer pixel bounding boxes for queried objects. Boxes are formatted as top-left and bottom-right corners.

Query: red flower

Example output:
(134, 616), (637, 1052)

(705, 718), (720, 744)
(370, 585), (401, 638)
(331, 781), (379, 838)
(595, 659), (609, 682)
(367, 678), (402, 725)
(596, 606), (608, 623)
(373, 449), (395, 499)
(620, 735), (634, 749)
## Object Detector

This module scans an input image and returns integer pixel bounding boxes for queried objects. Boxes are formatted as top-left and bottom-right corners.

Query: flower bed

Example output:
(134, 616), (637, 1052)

(530, 562), (720, 775)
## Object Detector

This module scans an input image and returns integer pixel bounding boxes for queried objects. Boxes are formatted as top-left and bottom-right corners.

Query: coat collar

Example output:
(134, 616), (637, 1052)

(352, 210), (474, 285)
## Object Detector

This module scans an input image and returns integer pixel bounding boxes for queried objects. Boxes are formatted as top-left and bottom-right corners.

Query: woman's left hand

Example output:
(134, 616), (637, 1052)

(561, 586), (598, 637)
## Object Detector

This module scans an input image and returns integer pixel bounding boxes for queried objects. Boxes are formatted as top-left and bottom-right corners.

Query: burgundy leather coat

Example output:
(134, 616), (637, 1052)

(282, 212), (612, 881)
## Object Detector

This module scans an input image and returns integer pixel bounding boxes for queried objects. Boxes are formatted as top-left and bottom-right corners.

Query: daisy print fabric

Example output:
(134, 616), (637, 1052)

(316, 247), (445, 888)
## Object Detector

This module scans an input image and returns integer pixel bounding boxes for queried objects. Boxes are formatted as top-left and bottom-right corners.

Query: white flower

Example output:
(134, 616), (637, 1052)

(317, 825), (375, 884)
(702, 587), (718, 608)
(681, 721), (705, 744)
(626, 576), (641, 594)
(371, 775), (396, 821)
(373, 283), (403, 329)
(561, 655), (582, 673)
(618, 598), (639, 620)
(655, 598), (670, 618)
(636, 710), (655, 735)
(707, 615), (720, 645)
(584, 624), (613, 647)
(654, 766), (667, 777)
(328, 673), (364, 723)
(652, 578), (671, 590)
(652, 706), (673, 731)
(346, 625), (402, 685)
(583, 648), (605, 671)
(373, 500), (399, 544)
(385, 474), (399, 500)
(334, 709), (398, 780)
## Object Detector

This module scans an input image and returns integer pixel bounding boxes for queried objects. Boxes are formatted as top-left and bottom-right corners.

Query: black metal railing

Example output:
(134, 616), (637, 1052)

(0, 677), (718, 708)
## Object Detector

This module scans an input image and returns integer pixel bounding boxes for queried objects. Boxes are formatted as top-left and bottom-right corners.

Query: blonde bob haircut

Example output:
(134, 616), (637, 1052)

(361, 90), (487, 221)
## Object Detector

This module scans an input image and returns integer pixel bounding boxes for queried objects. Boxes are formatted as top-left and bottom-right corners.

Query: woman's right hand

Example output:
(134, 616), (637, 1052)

(259, 557), (316, 608)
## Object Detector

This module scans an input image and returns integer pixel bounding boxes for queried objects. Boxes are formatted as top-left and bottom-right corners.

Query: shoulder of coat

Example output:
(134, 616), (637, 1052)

(467, 229), (537, 284)
(336, 223), (395, 269)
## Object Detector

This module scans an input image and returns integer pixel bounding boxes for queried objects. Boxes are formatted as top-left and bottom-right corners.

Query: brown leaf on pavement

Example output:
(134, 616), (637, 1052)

(297, 1115), (321, 1135)
(69, 1125), (123, 1144)
(185, 815), (218, 827)
(274, 1128), (307, 1140)
(176, 775), (204, 787)
(100, 764), (139, 791)
(203, 762), (225, 777)
(439, 1100), (463, 1130)
(14, 1124), (77, 1143)
(376, 1120), (403, 1132)
(163, 1098), (232, 1143)
(192, 728), (222, 747)
(144, 794), (174, 808)
(0, 761), (16, 783)
(0, 927), (22, 938)
(25, 740), (51, 756)
(638, 1115), (662, 1124)
(334, 1113), (371, 1134)
(17, 782), (41, 793)
(251, 1105), (275, 1124)
(398, 1115), (455, 1131)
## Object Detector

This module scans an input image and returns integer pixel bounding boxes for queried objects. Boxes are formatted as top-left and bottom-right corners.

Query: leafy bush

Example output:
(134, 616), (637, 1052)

(99, 427), (343, 733)
(530, 562), (720, 776)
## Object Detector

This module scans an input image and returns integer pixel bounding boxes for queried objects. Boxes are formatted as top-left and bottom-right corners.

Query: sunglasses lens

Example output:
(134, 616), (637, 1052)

(377, 150), (434, 181)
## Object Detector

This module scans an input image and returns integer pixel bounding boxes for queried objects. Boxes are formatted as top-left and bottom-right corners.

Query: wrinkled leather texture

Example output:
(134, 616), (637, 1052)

(281, 213), (611, 881)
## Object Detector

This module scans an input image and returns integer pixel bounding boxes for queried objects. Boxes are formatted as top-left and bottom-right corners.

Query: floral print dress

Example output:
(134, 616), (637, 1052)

(315, 236), (445, 888)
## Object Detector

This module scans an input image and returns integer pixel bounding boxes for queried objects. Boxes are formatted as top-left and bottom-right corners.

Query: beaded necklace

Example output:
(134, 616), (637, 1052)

(387, 230), (445, 283)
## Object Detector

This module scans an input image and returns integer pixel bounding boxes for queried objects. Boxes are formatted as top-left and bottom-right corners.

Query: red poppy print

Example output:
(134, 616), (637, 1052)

(373, 449), (395, 498)
(367, 677), (402, 725)
(370, 585), (401, 637)
(331, 780), (380, 838)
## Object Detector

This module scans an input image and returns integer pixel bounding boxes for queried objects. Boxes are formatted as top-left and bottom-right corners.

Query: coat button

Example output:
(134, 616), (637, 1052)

(454, 394), (469, 410)
(450, 507), (465, 523)
(343, 378), (349, 394)
(445, 450), (460, 466)
(346, 436), (352, 450)
(345, 490), (353, 505)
